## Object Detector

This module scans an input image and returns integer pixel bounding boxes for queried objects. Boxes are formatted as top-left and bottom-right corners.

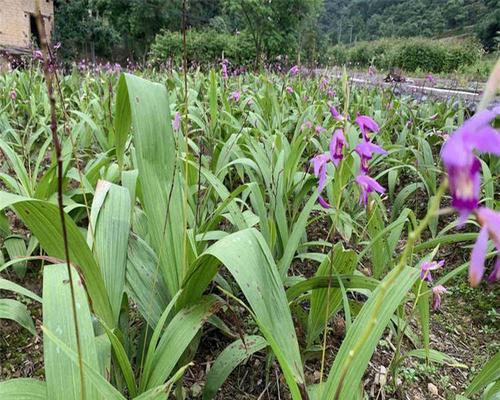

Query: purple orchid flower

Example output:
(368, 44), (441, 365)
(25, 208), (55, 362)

(327, 89), (336, 98)
(172, 112), (181, 131)
(10, 90), (17, 101)
(355, 174), (385, 205)
(289, 65), (300, 76)
(441, 107), (500, 221)
(355, 114), (380, 141)
(329, 129), (345, 167)
(432, 285), (448, 310)
(470, 207), (500, 287)
(329, 105), (343, 121)
(311, 153), (330, 192)
(420, 260), (445, 282)
(229, 91), (241, 102)
(301, 120), (313, 132)
(33, 50), (43, 60)
(318, 196), (331, 209)
(354, 141), (387, 173)
(316, 125), (326, 135)
(286, 86), (294, 94)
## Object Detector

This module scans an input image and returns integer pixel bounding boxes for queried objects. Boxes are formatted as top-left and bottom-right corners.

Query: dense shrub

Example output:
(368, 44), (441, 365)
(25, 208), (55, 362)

(327, 37), (484, 73)
(149, 29), (256, 67)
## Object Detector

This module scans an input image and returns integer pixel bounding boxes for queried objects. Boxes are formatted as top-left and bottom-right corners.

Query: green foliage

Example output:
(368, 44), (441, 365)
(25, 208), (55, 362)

(328, 37), (484, 73)
(150, 29), (256, 67)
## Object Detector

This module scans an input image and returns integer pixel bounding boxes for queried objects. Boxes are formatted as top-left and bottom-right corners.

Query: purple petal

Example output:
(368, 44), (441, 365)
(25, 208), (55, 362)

(469, 227), (488, 287)
(318, 195), (331, 209)
(488, 258), (500, 284)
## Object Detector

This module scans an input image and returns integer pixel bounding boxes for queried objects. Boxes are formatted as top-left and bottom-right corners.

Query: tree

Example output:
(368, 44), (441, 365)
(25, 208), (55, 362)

(222, 0), (311, 65)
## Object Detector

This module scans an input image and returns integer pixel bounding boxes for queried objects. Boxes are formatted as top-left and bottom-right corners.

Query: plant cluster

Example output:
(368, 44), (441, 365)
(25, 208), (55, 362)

(0, 59), (498, 400)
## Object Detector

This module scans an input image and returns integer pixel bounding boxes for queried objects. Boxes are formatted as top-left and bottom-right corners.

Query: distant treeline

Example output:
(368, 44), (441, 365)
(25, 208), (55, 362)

(53, 0), (499, 66)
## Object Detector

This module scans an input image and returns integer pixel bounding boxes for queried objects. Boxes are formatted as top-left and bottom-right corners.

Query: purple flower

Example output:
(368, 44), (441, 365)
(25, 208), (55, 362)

(327, 89), (336, 98)
(53, 42), (61, 50)
(355, 174), (385, 205)
(320, 78), (329, 90)
(441, 108), (500, 169)
(354, 141), (387, 173)
(420, 260), (444, 282)
(470, 207), (500, 287)
(221, 59), (229, 80)
(355, 115), (380, 141)
(329, 129), (345, 167)
(10, 90), (17, 101)
(311, 153), (330, 193)
(329, 105), (343, 121)
(286, 86), (294, 94)
(426, 74), (436, 85)
(432, 285), (448, 310)
(229, 91), (241, 102)
(289, 65), (300, 76)
(301, 120), (313, 132)
(172, 112), (181, 131)
(33, 50), (43, 60)
(318, 195), (331, 209)
(441, 107), (500, 220)
(315, 125), (326, 135)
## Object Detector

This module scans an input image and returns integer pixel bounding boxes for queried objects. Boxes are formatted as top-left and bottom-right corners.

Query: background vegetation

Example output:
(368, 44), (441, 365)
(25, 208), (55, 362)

(53, 0), (499, 72)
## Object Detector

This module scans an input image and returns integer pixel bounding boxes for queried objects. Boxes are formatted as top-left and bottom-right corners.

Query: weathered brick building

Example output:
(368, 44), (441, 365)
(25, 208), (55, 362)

(0, 0), (54, 54)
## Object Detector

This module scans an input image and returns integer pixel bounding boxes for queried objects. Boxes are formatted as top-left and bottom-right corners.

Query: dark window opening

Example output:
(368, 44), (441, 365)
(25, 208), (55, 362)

(29, 14), (41, 48)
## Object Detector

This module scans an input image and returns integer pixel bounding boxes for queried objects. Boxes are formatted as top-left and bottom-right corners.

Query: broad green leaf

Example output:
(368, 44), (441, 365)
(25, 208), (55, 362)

(143, 295), (221, 390)
(88, 180), (131, 321)
(0, 277), (42, 302)
(307, 244), (357, 346)
(180, 229), (306, 400)
(203, 336), (267, 400)
(0, 378), (47, 400)
(4, 235), (27, 278)
(0, 192), (114, 327)
(115, 73), (185, 300)
(42, 327), (124, 400)
(0, 298), (35, 335)
(43, 264), (103, 400)
(464, 351), (500, 396)
(126, 234), (169, 328)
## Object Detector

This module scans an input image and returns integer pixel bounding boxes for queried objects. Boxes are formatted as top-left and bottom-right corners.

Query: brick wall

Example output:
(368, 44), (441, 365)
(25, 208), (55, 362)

(0, 0), (54, 50)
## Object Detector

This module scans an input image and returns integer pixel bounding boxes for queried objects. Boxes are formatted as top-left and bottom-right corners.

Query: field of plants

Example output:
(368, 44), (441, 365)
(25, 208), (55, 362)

(0, 58), (499, 400)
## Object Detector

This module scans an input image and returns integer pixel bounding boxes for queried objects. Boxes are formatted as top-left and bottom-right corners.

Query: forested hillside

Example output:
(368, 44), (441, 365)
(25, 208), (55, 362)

(320, 0), (498, 43)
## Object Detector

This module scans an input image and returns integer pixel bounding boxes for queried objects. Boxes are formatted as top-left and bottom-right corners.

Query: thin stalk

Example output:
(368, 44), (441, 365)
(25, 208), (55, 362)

(181, 0), (190, 281)
(34, 3), (85, 399)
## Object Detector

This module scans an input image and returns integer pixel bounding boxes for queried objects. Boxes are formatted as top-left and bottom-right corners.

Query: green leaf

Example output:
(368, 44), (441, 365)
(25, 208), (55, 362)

(42, 326), (125, 400)
(320, 266), (419, 400)
(4, 235), (28, 278)
(398, 349), (467, 368)
(88, 180), (131, 321)
(0, 191), (114, 327)
(307, 244), (358, 346)
(143, 295), (221, 390)
(464, 351), (500, 396)
(0, 378), (47, 399)
(115, 73), (185, 300)
(126, 234), (169, 328)
(0, 277), (42, 302)
(0, 299), (35, 335)
(43, 264), (104, 400)
(180, 229), (306, 400)
(203, 335), (267, 400)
